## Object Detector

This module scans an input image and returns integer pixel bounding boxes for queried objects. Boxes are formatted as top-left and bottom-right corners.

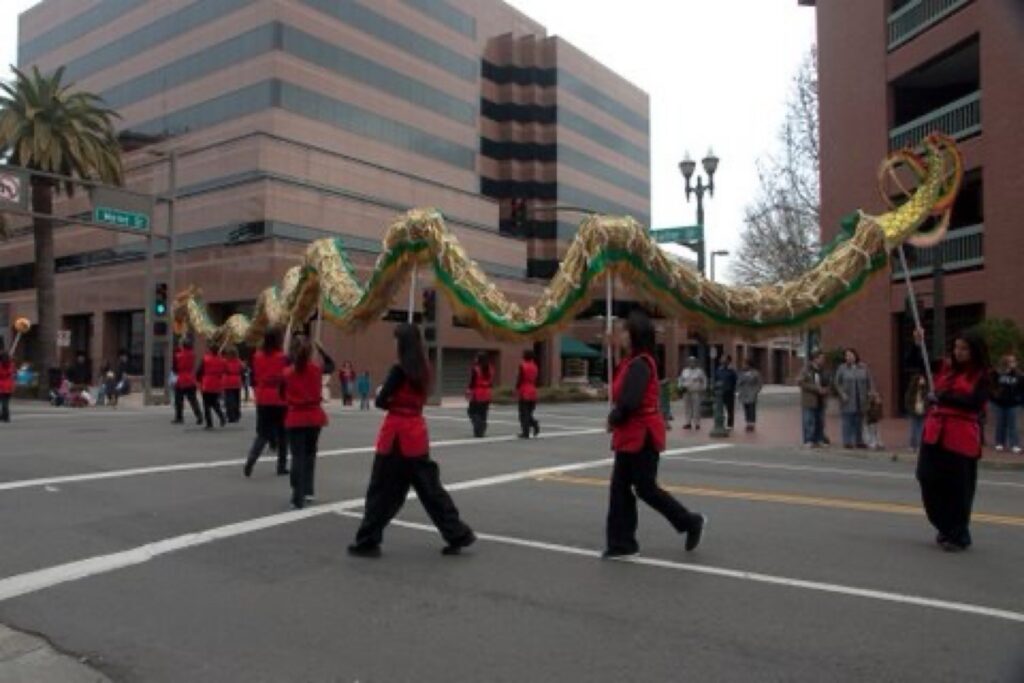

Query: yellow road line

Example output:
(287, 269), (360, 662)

(534, 473), (1024, 528)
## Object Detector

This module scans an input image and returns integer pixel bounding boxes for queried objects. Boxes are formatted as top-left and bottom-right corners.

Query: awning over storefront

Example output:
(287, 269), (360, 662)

(560, 335), (601, 359)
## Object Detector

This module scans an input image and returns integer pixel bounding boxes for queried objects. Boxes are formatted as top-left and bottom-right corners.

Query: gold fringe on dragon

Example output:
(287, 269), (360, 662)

(172, 134), (962, 346)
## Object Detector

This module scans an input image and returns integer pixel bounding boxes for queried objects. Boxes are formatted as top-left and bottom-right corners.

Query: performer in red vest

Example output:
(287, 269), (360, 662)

(917, 330), (990, 552)
(604, 309), (705, 559)
(196, 347), (227, 429)
(171, 338), (203, 425)
(348, 323), (475, 557)
(222, 347), (244, 423)
(516, 349), (540, 438)
(466, 352), (493, 438)
(0, 342), (15, 423)
(283, 335), (334, 509)
(245, 327), (289, 477)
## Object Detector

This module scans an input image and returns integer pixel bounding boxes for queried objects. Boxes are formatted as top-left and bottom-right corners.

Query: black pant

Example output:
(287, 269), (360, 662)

(355, 449), (472, 548)
(202, 392), (226, 427)
(916, 443), (978, 546)
(224, 389), (241, 422)
(247, 405), (288, 472)
(174, 387), (202, 423)
(606, 439), (697, 554)
(743, 401), (757, 425)
(0, 393), (10, 422)
(518, 399), (539, 437)
(723, 391), (736, 428)
(468, 400), (490, 437)
(287, 426), (320, 507)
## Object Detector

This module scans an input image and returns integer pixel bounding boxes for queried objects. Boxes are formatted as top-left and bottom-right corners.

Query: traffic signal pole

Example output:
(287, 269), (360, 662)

(143, 231), (154, 406)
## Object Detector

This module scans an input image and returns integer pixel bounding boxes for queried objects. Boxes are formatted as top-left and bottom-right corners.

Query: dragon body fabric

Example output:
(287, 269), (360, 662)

(173, 135), (962, 346)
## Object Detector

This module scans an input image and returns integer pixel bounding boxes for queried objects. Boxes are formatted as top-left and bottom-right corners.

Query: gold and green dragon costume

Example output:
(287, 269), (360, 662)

(173, 134), (962, 345)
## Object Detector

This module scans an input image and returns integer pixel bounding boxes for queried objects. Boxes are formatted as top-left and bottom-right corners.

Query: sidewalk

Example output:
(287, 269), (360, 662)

(665, 395), (1024, 471)
(0, 624), (109, 682)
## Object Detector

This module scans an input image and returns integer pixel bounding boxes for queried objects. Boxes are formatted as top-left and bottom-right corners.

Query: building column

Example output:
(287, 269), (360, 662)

(543, 333), (562, 387)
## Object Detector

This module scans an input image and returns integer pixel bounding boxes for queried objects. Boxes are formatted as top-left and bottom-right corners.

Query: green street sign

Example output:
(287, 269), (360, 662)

(651, 225), (702, 244)
(93, 206), (150, 231)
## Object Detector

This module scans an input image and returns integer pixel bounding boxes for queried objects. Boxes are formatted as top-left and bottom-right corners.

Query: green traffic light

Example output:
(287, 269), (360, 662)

(156, 303), (167, 315)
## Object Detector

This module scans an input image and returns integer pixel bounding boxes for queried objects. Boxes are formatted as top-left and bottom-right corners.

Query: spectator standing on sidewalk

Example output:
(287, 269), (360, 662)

(356, 370), (372, 411)
(799, 351), (829, 447)
(736, 362), (763, 432)
(677, 357), (707, 431)
(715, 355), (738, 431)
(905, 374), (928, 451)
(864, 390), (885, 450)
(834, 348), (874, 449)
(991, 353), (1021, 454)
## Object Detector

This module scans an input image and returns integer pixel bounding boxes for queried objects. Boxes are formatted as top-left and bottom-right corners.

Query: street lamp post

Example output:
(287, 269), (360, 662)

(146, 148), (179, 403)
(679, 148), (719, 419)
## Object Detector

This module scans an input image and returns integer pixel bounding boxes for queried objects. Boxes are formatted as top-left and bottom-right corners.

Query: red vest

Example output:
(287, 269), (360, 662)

(253, 350), (287, 406)
(283, 362), (328, 428)
(0, 359), (13, 395)
(611, 353), (666, 453)
(470, 365), (493, 402)
(200, 353), (225, 393)
(173, 349), (196, 389)
(922, 361), (985, 459)
(517, 360), (538, 401)
(223, 358), (243, 390)
(376, 371), (429, 457)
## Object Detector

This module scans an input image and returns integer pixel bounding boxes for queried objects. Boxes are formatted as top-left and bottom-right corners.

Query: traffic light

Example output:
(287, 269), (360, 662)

(154, 282), (168, 318)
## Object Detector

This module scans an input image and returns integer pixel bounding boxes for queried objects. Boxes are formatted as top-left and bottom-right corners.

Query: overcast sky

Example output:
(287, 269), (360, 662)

(0, 1), (816, 280)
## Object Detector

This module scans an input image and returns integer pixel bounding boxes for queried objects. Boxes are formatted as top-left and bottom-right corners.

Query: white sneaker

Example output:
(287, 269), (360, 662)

(1013, 447), (1022, 455)
(995, 445), (1005, 452)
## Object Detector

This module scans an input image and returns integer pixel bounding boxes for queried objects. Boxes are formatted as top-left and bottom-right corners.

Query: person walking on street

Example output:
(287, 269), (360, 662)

(356, 370), (372, 411)
(516, 349), (540, 438)
(197, 347), (227, 429)
(833, 348), (874, 449)
(466, 352), (493, 438)
(348, 323), (475, 557)
(677, 356), (707, 431)
(906, 373), (928, 452)
(172, 339), (203, 425)
(339, 361), (355, 407)
(799, 351), (829, 447)
(716, 355), (738, 431)
(222, 347), (244, 423)
(603, 310), (706, 559)
(737, 362), (763, 432)
(0, 343), (15, 423)
(991, 353), (1022, 454)
(245, 328), (290, 477)
(283, 336), (335, 509)
(917, 331), (990, 551)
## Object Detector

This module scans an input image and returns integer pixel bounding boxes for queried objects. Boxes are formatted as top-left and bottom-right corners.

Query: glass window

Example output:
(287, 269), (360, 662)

(300, 0), (477, 82)
(131, 80), (277, 137)
(19, 0), (149, 64)
(557, 70), (649, 134)
(558, 183), (649, 225)
(400, 0), (476, 38)
(557, 145), (648, 198)
(558, 108), (649, 167)
(482, 61), (556, 87)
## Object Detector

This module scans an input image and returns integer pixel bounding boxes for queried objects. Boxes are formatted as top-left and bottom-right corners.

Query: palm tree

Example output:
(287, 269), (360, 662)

(0, 65), (122, 391)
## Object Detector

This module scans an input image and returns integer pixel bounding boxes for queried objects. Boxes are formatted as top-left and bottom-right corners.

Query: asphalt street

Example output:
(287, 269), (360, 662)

(0, 400), (1022, 682)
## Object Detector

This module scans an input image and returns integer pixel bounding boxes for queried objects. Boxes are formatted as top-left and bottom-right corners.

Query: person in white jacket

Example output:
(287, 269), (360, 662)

(677, 357), (707, 430)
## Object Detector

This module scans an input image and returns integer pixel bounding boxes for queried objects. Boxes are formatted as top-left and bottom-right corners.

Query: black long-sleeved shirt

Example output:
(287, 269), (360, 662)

(607, 357), (650, 426)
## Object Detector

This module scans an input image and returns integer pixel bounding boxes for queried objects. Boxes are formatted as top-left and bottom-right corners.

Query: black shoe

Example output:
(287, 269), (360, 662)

(685, 514), (707, 552)
(220, 418), (226, 428)
(243, 461), (254, 478)
(442, 531), (477, 556)
(940, 539), (967, 553)
(290, 499), (304, 510)
(171, 419), (183, 425)
(518, 433), (529, 439)
(532, 423), (540, 437)
(196, 417), (204, 426)
(348, 543), (382, 558)
(277, 467), (290, 476)
(204, 424), (213, 431)
(601, 549), (639, 560)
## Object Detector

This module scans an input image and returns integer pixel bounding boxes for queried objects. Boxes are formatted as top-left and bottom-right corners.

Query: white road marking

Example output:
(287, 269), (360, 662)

(0, 428), (605, 493)
(665, 455), (1024, 490)
(334, 513), (1024, 625)
(424, 414), (582, 431)
(0, 445), (728, 602)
